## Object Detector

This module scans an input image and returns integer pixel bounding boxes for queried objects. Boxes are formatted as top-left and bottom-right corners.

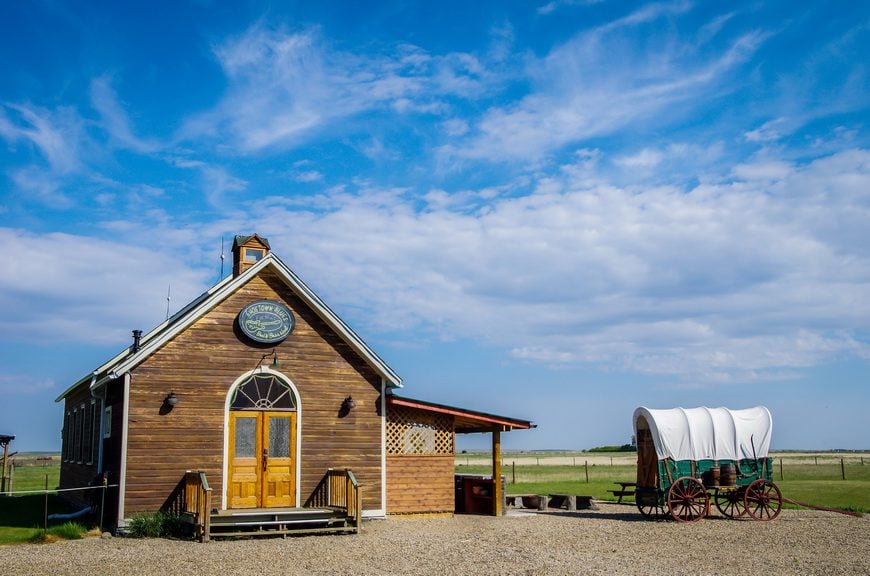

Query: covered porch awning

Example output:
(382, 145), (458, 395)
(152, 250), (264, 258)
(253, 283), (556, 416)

(386, 395), (535, 434)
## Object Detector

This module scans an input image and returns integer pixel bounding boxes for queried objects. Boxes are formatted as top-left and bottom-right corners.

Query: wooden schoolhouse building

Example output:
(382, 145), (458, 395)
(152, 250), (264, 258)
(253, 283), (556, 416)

(56, 234), (532, 537)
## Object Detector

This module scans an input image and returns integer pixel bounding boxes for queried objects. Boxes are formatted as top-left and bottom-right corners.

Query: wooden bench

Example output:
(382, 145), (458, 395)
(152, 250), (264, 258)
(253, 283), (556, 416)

(507, 494), (599, 511)
(608, 482), (637, 503)
(505, 494), (542, 510)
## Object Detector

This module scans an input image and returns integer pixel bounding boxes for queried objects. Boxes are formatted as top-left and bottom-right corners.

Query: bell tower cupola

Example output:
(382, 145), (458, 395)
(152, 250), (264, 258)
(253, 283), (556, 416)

(232, 234), (271, 277)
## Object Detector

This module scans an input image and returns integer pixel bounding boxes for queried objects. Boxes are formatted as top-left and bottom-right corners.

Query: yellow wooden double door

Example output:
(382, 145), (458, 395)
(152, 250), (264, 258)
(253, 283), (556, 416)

(228, 411), (297, 509)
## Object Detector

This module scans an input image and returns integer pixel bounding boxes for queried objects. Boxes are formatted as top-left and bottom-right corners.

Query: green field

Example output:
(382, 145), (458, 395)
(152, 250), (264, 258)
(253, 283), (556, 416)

(0, 455), (78, 545)
(457, 451), (870, 513)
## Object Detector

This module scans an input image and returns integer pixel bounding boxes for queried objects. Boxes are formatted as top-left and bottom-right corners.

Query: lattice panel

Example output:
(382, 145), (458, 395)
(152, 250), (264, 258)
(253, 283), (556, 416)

(387, 405), (454, 455)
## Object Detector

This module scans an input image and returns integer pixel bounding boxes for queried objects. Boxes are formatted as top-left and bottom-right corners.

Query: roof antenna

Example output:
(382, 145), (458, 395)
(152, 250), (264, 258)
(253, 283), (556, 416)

(220, 236), (225, 280)
(165, 284), (171, 320)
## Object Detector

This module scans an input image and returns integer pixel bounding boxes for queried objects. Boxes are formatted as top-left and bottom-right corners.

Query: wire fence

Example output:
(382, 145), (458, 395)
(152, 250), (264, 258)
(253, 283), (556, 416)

(1, 476), (118, 533)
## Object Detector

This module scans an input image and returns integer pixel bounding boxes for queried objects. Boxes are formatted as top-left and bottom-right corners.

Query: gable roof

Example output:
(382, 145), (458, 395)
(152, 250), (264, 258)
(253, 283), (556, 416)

(56, 253), (402, 401)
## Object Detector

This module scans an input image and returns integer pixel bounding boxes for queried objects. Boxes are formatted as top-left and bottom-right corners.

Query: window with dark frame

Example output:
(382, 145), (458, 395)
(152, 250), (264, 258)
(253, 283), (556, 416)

(90, 400), (99, 465)
(71, 409), (79, 463)
(76, 403), (85, 463)
(103, 405), (112, 439)
(243, 247), (265, 262)
(62, 411), (70, 461)
(83, 401), (92, 465)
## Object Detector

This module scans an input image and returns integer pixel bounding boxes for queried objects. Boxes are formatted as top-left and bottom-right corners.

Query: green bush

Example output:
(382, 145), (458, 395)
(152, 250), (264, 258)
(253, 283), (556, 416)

(127, 512), (185, 538)
(27, 522), (86, 543)
(50, 522), (86, 540)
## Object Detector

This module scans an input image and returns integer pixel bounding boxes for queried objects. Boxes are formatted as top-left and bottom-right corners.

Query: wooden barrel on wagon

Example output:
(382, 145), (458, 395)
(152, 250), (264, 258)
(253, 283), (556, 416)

(720, 463), (736, 486)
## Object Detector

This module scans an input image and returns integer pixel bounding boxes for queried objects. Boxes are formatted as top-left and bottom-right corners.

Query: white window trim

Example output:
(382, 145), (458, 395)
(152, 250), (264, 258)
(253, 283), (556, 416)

(103, 405), (112, 439)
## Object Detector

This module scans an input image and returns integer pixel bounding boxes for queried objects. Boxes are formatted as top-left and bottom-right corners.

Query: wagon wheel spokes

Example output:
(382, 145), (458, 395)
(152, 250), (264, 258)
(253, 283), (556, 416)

(668, 477), (708, 523)
(637, 500), (667, 519)
(635, 488), (666, 519)
(714, 488), (747, 519)
(744, 479), (782, 521)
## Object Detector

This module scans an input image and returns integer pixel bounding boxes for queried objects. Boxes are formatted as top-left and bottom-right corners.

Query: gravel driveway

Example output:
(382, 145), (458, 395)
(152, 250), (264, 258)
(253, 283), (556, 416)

(3, 503), (868, 575)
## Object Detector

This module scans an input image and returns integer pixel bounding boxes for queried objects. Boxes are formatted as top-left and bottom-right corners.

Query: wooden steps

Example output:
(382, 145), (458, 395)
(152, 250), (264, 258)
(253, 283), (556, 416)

(206, 507), (358, 539)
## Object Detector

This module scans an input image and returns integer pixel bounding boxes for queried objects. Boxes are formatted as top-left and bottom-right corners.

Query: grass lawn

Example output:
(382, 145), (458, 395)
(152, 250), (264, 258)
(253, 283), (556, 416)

(0, 494), (79, 545)
(0, 457), (87, 545)
(457, 452), (870, 514)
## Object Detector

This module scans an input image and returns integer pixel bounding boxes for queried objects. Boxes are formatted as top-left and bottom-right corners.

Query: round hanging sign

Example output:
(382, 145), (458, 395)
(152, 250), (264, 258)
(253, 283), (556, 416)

(238, 300), (295, 343)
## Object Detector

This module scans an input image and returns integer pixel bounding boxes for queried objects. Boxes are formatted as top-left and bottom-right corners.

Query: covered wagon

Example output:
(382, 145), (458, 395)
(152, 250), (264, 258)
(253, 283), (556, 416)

(633, 406), (782, 522)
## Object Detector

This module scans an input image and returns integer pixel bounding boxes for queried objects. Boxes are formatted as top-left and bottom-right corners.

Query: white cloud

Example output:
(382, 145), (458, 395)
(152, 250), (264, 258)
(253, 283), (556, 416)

(180, 24), (500, 152)
(90, 76), (159, 153)
(292, 170), (323, 183)
(457, 10), (765, 162)
(241, 147), (870, 384)
(614, 148), (664, 168)
(744, 117), (791, 142)
(5, 149), (868, 387)
(0, 103), (85, 174)
(0, 229), (211, 345)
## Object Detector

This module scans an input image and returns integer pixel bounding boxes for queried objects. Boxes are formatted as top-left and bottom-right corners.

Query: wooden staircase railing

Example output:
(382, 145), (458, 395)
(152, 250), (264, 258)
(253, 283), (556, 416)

(162, 470), (212, 542)
(305, 468), (362, 532)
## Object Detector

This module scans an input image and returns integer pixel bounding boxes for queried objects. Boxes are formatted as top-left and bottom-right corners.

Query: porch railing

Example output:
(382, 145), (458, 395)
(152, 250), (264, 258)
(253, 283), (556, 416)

(162, 470), (212, 542)
(305, 468), (362, 532)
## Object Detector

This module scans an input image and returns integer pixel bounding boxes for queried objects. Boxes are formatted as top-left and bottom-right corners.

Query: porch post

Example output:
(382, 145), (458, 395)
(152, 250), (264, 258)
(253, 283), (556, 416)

(492, 429), (502, 516)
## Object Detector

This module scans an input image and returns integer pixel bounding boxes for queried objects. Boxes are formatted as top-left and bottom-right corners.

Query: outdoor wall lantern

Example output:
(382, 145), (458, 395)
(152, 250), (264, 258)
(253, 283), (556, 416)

(257, 349), (280, 371)
(338, 395), (356, 418)
(164, 391), (179, 408)
(342, 396), (356, 412)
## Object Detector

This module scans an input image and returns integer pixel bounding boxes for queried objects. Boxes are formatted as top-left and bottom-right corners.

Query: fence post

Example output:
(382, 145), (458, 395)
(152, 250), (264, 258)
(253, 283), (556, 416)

(815, 456), (818, 466)
(512, 461), (516, 484)
(43, 474), (49, 532)
(841, 458), (846, 480)
(779, 458), (784, 481)
(100, 474), (107, 533)
(585, 461), (589, 483)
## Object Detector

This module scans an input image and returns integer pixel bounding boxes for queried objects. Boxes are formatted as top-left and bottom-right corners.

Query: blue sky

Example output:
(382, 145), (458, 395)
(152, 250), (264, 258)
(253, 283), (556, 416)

(1, 1), (868, 452)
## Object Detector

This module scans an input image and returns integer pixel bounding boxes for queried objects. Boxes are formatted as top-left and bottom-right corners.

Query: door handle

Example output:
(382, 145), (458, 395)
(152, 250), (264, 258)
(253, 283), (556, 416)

(262, 448), (268, 471)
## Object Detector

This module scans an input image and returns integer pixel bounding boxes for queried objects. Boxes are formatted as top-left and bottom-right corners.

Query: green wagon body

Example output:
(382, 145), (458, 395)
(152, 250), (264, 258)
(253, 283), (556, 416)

(635, 457), (774, 509)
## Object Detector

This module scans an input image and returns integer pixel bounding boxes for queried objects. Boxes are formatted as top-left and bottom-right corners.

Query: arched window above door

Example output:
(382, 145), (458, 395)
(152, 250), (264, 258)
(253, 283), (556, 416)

(230, 373), (297, 411)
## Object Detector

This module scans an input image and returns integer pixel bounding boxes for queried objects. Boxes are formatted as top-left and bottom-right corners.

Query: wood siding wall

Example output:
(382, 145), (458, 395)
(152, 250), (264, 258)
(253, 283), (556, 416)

(386, 455), (455, 514)
(122, 270), (384, 516)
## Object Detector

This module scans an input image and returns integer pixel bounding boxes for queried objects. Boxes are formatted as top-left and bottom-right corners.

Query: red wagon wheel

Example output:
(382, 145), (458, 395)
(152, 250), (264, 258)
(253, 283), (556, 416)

(668, 477), (708, 523)
(635, 487), (667, 519)
(636, 499), (667, 519)
(714, 488), (747, 519)
(744, 479), (782, 521)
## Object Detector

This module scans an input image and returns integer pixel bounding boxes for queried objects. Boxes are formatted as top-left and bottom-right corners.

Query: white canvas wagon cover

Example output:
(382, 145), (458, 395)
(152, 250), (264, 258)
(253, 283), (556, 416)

(633, 406), (772, 462)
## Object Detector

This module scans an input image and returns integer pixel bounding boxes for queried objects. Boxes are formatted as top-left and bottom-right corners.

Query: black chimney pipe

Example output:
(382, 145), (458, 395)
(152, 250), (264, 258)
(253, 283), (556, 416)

(132, 329), (142, 352)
